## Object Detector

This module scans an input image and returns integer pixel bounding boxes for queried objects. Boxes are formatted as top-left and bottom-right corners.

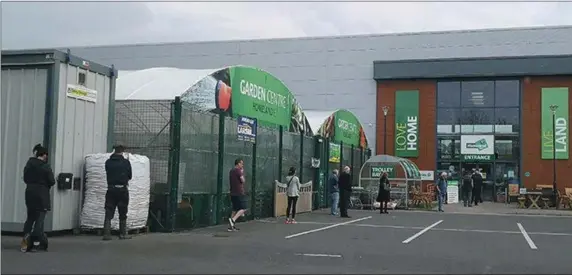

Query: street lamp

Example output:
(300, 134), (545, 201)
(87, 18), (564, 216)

(549, 104), (558, 207)
(382, 106), (390, 154)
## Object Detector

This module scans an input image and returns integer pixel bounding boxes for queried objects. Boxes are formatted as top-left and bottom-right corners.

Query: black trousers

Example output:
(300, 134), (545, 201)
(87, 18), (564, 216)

(23, 209), (46, 238)
(472, 187), (482, 205)
(104, 187), (129, 220)
(339, 191), (351, 217)
(286, 196), (299, 219)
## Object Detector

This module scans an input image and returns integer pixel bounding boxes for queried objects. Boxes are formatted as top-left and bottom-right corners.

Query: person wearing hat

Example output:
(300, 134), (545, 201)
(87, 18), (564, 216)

(435, 172), (448, 212)
(103, 145), (133, 240)
(21, 145), (55, 252)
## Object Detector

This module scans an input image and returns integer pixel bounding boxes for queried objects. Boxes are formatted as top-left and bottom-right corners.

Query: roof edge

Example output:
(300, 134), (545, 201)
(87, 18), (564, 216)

(32, 25), (572, 50)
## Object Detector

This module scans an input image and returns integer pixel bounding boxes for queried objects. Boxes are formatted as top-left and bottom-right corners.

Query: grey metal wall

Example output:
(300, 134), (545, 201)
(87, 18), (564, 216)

(67, 26), (572, 150)
(49, 63), (112, 231)
(1, 68), (49, 231)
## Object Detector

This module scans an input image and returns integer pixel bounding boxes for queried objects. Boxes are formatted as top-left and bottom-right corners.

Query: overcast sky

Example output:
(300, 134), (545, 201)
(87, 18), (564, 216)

(2, 1), (572, 49)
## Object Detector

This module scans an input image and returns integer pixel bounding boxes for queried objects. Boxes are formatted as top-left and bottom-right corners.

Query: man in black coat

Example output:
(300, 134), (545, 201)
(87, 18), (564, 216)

(103, 145), (133, 241)
(471, 171), (484, 206)
(21, 145), (55, 252)
(338, 166), (353, 218)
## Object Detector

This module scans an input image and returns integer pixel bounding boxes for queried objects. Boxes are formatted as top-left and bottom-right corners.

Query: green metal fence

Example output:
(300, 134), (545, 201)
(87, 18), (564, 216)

(114, 97), (372, 232)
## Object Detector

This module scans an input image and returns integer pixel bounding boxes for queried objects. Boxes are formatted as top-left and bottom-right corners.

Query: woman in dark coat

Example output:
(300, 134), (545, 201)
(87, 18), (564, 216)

(376, 172), (391, 214)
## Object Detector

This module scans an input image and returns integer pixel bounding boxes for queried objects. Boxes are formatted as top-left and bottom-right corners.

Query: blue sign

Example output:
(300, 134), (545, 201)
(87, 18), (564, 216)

(237, 116), (257, 143)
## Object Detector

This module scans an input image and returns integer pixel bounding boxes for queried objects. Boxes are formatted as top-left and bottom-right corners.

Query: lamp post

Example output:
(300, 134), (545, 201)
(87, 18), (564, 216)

(382, 106), (389, 154)
(549, 104), (558, 207)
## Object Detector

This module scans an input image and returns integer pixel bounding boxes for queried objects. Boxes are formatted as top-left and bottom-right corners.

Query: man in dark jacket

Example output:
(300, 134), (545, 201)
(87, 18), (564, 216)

(103, 145), (133, 241)
(21, 145), (55, 252)
(462, 171), (473, 207)
(338, 166), (353, 218)
(471, 171), (483, 206)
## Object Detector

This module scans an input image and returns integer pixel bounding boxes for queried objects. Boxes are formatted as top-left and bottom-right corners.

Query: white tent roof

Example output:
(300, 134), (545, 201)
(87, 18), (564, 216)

(116, 67), (220, 100)
(304, 110), (336, 134)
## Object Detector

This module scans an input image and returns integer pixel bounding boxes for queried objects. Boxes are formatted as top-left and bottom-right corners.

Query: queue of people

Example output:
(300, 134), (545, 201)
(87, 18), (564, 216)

(20, 144), (134, 252)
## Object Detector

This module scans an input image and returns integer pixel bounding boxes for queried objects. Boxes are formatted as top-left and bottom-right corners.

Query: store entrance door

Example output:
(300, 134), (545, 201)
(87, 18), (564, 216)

(461, 163), (495, 202)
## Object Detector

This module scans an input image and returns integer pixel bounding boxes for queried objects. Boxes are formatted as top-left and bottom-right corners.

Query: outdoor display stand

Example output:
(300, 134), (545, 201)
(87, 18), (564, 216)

(358, 154), (422, 210)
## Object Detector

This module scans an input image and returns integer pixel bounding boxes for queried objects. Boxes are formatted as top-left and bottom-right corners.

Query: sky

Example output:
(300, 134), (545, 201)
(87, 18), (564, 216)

(2, 1), (572, 49)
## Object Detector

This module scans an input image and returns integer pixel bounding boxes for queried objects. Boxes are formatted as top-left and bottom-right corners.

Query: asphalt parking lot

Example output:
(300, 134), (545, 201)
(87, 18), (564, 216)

(3, 209), (572, 274)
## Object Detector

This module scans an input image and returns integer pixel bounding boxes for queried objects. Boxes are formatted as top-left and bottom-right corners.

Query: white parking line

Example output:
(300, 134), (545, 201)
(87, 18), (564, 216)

(284, 216), (372, 239)
(294, 253), (342, 258)
(517, 223), (538, 250)
(294, 220), (572, 237)
(402, 220), (443, 244)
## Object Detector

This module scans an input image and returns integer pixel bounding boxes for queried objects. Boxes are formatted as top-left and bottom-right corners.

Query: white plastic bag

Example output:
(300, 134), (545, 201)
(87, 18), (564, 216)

(80, 153), (151, 230)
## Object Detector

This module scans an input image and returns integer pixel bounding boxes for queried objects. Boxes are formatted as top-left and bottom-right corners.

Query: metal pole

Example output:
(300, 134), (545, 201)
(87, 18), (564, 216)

(552, 112), (557, 207)
(383, 114), (387, 154)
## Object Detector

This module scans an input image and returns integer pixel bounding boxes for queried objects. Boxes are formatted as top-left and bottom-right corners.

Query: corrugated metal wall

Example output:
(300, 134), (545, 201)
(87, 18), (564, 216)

(1, 67), (49, 231)
(49, 63), (111, 231)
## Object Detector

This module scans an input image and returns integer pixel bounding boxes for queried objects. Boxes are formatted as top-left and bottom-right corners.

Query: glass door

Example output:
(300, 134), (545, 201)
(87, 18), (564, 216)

(461, 162), (494, 201)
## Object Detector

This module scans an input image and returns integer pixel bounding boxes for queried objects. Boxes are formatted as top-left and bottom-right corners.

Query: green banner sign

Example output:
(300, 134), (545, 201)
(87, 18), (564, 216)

(334, 109), (361, 147)
(371, 166), (395, 178)
(541, 88), (569, 159)
(230, 67), (292, 127)
(461, 154), (494, 162)
(329, 142), (341, 163)
(394, 90), (419, 157)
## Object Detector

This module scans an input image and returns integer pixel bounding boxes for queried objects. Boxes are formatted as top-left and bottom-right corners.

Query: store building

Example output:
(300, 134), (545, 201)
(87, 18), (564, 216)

(60, 25), (572, 195)
(66, 26), (572, 152)
(375, 56), (572, 196)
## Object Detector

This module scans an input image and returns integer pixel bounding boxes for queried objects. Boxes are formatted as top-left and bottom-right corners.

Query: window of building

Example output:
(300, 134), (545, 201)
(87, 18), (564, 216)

(461, 81), (495, 107)
(494, 162), (519, 181)
(494, 136), (520, 160)
(494, 108), (520, 134)
(494, 80), (520, 107)
(460, 108), (494, 133)
(437, 108), (461, 134)
(437, 136), (461, 161)
(437, 82), (461, 107)
(437, 161), (461, 180)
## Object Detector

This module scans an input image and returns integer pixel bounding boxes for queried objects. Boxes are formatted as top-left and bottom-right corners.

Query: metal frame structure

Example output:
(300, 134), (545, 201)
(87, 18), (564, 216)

(358, 154), (422, 210)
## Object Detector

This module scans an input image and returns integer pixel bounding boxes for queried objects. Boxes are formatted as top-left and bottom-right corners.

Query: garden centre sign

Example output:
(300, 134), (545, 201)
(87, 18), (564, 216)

(231, 67), (292, 127)
(541, 87), (569, 159)
(394, 90), (419, 157)
(182, 66), (299, 129)
(334, 109), (361, 147)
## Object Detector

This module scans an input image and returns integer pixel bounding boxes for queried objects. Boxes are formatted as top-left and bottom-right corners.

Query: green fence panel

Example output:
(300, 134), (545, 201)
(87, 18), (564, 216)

(222, 118), (254, 221)
(282, 131), (301, 180)
(177, 102), (220, 229)
(114, 99), (173, 232)
(254, 126), (280, 219)
(352, 147), (362, 186)
(341, 143), (352, 170)
(302, 135), (315, 185)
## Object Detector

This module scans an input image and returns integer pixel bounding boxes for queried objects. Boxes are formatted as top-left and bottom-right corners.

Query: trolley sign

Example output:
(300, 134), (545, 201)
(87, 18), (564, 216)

(237, 116), (257, 143)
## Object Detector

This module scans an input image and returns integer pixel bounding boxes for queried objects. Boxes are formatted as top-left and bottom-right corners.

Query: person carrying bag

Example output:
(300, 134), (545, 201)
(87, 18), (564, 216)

(284, 167), (300, 224)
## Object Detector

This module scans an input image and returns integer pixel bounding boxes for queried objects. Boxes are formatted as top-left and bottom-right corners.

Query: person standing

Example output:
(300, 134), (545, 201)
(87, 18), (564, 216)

(284, 167), (300, 224)
(471, 170), (483, 206)
(376, 172), (391, 214)
(103, 145), (133, 241)
(338, 166), (352, 218)
(461, 171), (474, 207)
(436, 172), (447, 212)
(228, 158), (247, 231)
(328, 169), (339, 216)
(21, 145), (55, 252)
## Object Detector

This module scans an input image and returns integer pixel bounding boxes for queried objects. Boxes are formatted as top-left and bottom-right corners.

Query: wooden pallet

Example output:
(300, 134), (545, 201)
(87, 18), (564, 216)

(73, 226), (149, 236)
